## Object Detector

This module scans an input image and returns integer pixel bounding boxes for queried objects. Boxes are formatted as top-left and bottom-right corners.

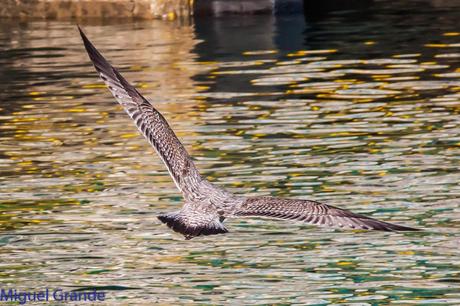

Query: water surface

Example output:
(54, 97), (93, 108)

(1, 1), (460, 304)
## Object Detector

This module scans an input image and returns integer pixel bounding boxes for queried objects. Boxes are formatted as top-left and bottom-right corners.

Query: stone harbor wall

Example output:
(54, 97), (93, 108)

(0, 0), (305, 19)
(2, 0), (380, 20)
(0, 0), (193, 20)
(194, 0), (273, 16)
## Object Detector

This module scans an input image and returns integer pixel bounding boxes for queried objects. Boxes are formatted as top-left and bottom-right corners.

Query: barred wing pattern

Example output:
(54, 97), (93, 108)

(236, 197), (418, 231)
(79, 27), (419, 238)
(79, 27), (201, 193)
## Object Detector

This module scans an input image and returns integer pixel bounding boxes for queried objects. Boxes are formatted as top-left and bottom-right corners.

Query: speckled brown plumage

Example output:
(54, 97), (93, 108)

(79, 26), (419, 239)
(236, 197), (416, 231)
(79, 26), (202, 195)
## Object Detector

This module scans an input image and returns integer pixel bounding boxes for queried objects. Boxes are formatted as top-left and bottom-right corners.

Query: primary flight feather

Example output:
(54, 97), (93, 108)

(78, 26), (419, 239)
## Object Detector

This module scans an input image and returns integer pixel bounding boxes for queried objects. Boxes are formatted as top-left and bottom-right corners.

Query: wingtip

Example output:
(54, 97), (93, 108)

(77, 25), (110, 73)
(77, 24), (85, 39)
(77, 25), (91, 47)
(393, 225), (421, 232)
(380, 220), (421, 232)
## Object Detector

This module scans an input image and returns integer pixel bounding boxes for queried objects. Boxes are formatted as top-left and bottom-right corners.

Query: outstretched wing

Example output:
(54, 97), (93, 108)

(235, 196), (418, 231)
(78, 26), (202, 193)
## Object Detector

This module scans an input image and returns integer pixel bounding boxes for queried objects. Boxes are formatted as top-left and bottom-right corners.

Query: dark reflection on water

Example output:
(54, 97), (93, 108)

(1, 1), (460, 304)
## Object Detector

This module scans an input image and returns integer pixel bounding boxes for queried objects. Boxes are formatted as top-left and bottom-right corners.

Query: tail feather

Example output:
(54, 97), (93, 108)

(158, 211), (228, 240)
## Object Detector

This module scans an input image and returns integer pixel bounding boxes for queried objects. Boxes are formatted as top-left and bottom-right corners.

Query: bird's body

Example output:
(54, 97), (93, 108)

(78, 27), (419, 239)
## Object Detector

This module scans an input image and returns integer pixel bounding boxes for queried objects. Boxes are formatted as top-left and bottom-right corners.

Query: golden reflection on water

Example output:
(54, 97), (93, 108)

(1, 8), (460, 305)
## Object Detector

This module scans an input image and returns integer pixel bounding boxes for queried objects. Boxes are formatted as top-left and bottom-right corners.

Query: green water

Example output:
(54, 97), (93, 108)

(1, 1), (460, 304)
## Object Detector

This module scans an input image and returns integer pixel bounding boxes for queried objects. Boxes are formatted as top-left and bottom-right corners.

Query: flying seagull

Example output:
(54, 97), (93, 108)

(78, 26), (419, 239)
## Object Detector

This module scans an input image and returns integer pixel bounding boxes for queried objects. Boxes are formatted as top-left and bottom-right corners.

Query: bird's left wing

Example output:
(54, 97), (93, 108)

(235, 196), (418, 231)
(78, 26), (202, 194)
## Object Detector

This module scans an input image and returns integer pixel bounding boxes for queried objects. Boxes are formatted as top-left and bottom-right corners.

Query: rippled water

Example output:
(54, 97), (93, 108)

(1, 1), (460, 304)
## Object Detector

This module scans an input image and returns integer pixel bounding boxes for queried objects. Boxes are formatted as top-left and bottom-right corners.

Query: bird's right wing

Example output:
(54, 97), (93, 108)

(78, 27), (202, 193)
(235, 196), (418, 231)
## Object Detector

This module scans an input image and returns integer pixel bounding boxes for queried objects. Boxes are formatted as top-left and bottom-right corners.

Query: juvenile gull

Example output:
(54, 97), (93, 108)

(78, 27), (419, 239)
